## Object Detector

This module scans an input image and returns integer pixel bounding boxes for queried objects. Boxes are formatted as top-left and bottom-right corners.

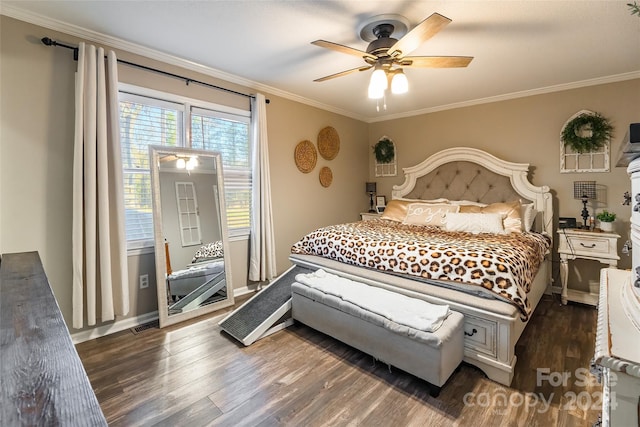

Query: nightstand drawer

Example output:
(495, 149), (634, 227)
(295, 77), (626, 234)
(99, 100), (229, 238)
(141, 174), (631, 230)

(463, 314), (497, 357)
(566, 235), (609, 254)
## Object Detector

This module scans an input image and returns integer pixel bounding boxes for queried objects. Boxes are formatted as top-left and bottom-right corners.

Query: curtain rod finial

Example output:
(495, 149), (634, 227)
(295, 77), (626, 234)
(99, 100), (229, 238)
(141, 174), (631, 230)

(41, 37), (54, 46)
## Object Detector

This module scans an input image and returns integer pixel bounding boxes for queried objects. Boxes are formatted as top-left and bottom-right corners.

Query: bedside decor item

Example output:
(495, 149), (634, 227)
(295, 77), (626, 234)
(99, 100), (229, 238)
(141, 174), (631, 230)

(294, 140), (317, 173)
(574, 181), (597, 229)
(560, 110), (611, 173)
(376, 196), (387, 214)
(373, 137), (395, 163)
(366, 182), (377, 213)
(319, 166), (333, 187)
(317, 126), (340, 160)
(374, 136), (397, 177)
(561, 112), (613, 154)
(597, 210), (616, 232)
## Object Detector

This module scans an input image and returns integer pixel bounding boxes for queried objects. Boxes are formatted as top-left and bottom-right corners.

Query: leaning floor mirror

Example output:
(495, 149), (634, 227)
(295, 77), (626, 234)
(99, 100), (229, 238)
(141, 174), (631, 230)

(149, 146), (234, 328)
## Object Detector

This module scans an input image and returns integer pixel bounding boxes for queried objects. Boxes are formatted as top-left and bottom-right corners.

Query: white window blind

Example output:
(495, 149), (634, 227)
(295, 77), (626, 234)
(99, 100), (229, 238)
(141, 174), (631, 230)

(191, 107), (251, 237)
(118, 87), (252, 250)
(119, 93), (185, 249)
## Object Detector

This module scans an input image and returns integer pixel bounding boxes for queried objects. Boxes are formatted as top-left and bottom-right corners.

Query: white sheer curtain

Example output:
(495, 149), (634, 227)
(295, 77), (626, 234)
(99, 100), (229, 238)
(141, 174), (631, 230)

(72, 43), (129, 328)
(249, 93), (277, 282)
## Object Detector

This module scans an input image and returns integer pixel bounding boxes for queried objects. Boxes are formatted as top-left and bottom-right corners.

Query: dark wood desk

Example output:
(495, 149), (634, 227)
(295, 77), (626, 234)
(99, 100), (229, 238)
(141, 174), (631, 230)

(0, 252), (107, 426)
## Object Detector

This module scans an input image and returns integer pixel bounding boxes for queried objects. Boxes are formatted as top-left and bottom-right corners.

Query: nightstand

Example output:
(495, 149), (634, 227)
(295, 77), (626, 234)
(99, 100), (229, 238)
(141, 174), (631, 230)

(557, 228), (620, 305)
(360, 212), (381, 221)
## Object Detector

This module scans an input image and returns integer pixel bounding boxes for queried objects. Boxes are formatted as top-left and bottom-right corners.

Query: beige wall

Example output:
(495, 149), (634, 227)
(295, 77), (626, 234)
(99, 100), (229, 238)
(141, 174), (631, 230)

(2, 15), (637, 331)
(0, 16), (369, 329)
(368, 79), (639, 289)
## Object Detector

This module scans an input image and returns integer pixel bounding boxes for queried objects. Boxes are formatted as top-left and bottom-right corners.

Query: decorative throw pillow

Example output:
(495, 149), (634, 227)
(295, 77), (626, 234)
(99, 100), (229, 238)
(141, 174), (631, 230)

(521, 203), (537, 232)
(403, 203), (460, 227)
(381, 198), (449, 222)
(459, 200), (522, 233)
(191, 241), (224, 263)
(444, 212), (506, 234)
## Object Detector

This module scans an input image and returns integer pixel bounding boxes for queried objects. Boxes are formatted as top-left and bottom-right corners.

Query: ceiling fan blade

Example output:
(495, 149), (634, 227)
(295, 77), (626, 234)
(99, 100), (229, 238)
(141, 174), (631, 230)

(311, 40), (378, 60)
(389, 13), (452, 58)
(399, 56), (473, 68)
(313, 66), (373, 82)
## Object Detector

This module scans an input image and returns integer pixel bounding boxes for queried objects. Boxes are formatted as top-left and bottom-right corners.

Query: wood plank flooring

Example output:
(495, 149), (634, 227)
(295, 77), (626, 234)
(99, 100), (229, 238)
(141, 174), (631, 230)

(76, 295), (601, 426)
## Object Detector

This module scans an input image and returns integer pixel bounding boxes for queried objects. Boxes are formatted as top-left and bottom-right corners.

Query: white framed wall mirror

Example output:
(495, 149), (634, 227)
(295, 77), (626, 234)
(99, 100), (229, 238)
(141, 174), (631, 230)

(149, 146), (234, 328)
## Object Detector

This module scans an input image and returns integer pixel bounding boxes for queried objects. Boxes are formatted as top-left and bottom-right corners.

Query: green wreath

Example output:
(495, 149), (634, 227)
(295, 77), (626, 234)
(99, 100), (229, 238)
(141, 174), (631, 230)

(373, 137), (395, 163)
(561, 113), (613, 154)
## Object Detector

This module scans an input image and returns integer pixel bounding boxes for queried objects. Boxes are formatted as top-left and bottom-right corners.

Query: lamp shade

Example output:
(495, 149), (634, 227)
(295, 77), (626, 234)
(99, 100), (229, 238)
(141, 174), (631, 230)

(368, 82), (384, 99)
(573, 181), (596, 199)
(366, 182), (377, 193)
(370, 68), (388, 91)
(391, 70), (408, 94)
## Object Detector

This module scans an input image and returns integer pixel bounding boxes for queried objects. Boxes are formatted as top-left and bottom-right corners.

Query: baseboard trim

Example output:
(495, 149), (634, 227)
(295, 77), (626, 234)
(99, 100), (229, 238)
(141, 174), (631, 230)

(71, 311), (159, 344)
(71, 286), (258, 344)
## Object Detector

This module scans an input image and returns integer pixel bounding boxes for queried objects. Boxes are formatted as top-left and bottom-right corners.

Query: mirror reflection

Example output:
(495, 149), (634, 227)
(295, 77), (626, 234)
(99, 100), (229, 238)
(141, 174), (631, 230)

(150, 146), (234, 327)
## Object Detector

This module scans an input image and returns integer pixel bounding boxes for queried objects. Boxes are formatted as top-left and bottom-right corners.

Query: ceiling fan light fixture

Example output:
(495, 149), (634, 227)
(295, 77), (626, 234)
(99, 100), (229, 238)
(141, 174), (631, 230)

(186, 156), (198, 170)
(391, 69), (408, 94)
(176, 158), (186, 169)
(370, 66), (388, 91)
(368, 81), (385, 99)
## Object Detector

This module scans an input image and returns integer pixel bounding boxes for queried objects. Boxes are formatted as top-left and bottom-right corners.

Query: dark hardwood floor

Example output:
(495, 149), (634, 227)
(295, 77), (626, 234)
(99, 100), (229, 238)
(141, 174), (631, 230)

(76, 294), (600, 426)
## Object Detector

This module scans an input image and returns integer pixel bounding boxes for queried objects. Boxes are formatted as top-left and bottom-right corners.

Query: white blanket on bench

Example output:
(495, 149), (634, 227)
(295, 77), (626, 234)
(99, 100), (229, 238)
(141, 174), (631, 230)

(295, 269), (450, 332)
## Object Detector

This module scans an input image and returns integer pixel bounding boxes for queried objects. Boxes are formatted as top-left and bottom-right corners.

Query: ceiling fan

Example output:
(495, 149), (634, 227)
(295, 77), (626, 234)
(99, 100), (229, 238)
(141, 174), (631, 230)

(311, 12), (473, 98)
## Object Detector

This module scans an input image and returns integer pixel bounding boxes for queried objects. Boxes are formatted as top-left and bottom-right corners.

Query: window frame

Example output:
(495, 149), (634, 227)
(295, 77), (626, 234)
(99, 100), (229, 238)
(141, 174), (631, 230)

(119, 83), (252, 254)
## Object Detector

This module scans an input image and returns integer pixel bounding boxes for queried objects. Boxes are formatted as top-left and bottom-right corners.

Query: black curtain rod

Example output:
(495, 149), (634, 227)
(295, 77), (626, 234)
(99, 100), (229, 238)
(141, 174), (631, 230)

(41, 37), (269, 104)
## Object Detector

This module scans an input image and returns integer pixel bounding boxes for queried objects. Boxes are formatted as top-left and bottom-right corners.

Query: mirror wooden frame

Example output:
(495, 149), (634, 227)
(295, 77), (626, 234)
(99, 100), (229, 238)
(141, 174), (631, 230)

(149, 146), (234, 328)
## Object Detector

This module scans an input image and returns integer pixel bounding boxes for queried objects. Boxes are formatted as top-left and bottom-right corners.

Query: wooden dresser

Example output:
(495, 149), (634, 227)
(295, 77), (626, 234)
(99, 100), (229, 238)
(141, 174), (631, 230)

(0, 252), (107, 426)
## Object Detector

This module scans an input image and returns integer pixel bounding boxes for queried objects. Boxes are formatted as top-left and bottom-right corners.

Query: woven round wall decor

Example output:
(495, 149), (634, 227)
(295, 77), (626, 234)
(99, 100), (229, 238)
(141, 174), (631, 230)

(294, 139), (317, 173)
(317, 126), (340, 160)
(319, 166), (333, 188)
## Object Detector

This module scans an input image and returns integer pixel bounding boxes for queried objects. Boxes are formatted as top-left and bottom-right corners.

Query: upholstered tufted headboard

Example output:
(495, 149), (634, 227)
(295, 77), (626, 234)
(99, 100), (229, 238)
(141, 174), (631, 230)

(392, 147), (553, 240)
(400, 161), (531, 205)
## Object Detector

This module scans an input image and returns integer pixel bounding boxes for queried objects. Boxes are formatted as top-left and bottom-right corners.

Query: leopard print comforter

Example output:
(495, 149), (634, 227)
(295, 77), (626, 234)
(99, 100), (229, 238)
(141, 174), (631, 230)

(291, 220), (550, 320)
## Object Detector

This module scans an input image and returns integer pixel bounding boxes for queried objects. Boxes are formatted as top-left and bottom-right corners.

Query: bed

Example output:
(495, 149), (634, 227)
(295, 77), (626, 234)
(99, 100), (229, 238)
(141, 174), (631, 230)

(289, 147), (553, 386)
(166, 241), (226, 312)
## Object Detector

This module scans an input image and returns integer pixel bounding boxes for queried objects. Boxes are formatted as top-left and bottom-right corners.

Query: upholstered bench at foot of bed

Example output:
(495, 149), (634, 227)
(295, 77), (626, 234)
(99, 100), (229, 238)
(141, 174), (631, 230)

(291, 281), (464, 397)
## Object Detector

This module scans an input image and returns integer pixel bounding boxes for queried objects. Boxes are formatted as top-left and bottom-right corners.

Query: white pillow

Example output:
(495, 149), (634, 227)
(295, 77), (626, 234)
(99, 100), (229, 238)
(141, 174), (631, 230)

(521, 203), (537, 232)
(444, 212), (506, 234)
(403, 203), (460, 227)
(449, 200), (488, 207)
(398, 197), (450, 204)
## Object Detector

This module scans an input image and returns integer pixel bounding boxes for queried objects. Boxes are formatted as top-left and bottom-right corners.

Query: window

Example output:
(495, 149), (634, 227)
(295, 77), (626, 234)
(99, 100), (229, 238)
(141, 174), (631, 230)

(191, 107), (251, 232)
(120, 93), (184, 250)
(175, 182), (202, 246)
(119, 86), (252, 251)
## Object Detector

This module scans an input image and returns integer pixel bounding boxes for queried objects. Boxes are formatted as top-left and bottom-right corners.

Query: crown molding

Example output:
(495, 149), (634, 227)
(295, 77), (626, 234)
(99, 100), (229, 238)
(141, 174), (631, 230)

(368, 71), (640, 123)
(0, 3), (368, 123)
(2, 3), (637, 125)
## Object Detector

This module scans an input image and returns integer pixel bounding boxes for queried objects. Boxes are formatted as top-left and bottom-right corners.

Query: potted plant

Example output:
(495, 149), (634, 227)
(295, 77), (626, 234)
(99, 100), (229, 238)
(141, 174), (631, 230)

(596, 210), (616, 232)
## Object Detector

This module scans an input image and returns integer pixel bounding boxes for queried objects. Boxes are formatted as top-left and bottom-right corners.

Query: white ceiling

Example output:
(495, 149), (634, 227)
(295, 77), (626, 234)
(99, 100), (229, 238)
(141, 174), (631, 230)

(3, 1), (639, 122)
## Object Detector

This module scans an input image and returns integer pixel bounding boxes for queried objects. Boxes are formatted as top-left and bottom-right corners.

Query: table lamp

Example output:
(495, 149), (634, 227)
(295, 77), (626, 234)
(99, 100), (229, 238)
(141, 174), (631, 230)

(366, 182), (377, 213)
(573, 181), (596, 229)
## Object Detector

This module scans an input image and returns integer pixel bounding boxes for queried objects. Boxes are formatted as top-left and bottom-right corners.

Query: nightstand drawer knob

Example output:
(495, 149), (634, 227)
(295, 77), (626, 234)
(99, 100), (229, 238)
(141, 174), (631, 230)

(580, 242), (596, 248)
(464, 328), (478, 337)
